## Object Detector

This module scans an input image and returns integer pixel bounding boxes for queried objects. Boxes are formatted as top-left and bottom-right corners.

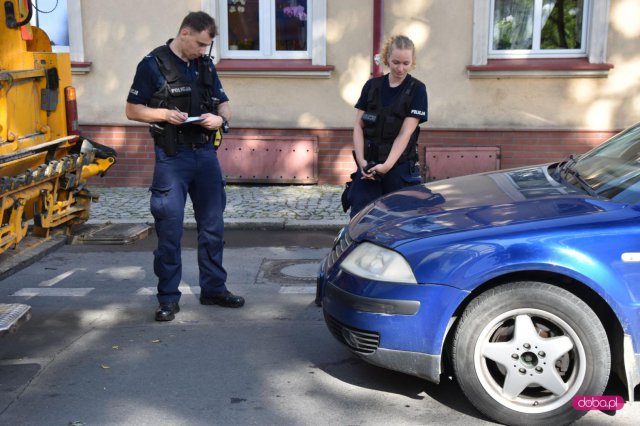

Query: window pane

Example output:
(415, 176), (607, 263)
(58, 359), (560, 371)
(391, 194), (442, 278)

(227, 0), (260, 50)
(33, 0), (69, 47)
(493, 0), (534, 50)
(541, 0), (583, 49)
(275, 0), (307, 51)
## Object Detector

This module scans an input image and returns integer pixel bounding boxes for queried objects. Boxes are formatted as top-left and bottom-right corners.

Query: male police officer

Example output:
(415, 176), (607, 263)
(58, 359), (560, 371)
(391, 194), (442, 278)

(126, 11), (243, 321)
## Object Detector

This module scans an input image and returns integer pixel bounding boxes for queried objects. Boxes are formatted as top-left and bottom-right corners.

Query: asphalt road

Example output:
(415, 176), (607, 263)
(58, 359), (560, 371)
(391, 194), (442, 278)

(0, 231), (637, 425)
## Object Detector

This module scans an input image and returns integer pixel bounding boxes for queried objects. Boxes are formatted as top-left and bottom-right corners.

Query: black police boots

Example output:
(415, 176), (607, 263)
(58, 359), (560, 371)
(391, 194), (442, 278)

(155, 302), (180, 321)
(200, 290), (245, 308)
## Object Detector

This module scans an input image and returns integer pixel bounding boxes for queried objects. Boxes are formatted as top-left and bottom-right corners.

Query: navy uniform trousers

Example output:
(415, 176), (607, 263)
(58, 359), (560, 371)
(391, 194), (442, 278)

(348, 160), (422, 218)
(150, 143), (227, 304)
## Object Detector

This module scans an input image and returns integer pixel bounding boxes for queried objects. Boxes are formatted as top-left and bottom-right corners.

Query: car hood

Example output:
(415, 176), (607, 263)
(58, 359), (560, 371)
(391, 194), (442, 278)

(348, 165), (622, 247)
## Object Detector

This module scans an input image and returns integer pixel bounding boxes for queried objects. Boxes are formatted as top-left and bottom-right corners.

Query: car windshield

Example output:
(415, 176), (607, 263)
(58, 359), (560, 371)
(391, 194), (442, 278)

(562, 122), (640, 204)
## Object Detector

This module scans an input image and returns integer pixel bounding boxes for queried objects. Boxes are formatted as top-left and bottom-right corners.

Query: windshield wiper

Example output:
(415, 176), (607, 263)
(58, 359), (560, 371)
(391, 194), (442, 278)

(554, 154), (577, 179)
(553, 154), (598, 196)
(562, 162), (598, 197)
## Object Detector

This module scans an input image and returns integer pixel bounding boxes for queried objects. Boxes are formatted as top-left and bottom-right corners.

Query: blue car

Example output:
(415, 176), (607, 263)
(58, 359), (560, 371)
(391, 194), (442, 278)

(317, 122), (640, 425)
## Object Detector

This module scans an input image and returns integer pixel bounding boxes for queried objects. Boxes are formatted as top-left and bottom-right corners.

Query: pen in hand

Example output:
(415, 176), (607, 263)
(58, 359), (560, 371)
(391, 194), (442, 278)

(172, 107), (187, 123)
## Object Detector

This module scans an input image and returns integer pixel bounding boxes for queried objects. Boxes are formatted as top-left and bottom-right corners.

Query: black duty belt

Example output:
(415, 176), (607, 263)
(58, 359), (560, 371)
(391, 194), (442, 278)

(176, 128), (209, 146)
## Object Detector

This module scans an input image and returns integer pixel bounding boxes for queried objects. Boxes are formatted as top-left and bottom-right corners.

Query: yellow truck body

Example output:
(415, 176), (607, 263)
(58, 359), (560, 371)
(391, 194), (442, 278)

(0, 0), (116, 256)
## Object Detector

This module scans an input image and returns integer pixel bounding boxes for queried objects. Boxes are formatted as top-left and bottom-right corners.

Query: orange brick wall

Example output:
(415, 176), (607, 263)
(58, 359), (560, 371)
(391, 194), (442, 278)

(82, 125), (618, 187)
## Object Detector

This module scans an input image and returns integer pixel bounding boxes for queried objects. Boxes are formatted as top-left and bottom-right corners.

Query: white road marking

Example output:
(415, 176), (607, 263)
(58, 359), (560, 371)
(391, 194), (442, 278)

(279, 286), (316, 294)
(13, 288), (94, 297)
(39, 268), (87, 287)
(136, 286), (201, 296)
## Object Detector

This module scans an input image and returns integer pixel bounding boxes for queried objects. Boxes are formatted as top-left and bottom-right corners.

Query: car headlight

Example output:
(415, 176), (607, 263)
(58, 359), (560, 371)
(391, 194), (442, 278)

(340, 242), (417, 284)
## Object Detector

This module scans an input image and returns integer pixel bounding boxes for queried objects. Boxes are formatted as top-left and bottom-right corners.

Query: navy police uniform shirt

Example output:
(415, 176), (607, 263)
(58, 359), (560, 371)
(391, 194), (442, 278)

(127, 40), (228, 106)
(355, 73), (428, 123)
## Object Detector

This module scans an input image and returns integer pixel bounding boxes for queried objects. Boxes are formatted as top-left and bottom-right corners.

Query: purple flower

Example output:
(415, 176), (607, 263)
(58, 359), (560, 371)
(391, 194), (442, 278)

(283, 5), (306, 21)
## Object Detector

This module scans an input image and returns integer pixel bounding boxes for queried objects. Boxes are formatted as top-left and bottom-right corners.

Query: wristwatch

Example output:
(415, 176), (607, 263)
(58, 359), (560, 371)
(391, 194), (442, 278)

(220, 116), (230, 133)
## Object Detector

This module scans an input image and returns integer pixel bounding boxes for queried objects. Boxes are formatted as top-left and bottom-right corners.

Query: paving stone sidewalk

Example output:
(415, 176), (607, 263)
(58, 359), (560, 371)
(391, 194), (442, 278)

(87, 185), (349, 230)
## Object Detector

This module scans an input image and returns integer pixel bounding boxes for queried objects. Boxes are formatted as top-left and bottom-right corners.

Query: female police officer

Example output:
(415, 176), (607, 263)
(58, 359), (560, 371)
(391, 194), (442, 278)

(347, 35), (428, 217)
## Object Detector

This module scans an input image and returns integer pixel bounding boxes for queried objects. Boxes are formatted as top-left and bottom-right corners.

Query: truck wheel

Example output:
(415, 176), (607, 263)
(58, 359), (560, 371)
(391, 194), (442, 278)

(452, 281), (610, 426)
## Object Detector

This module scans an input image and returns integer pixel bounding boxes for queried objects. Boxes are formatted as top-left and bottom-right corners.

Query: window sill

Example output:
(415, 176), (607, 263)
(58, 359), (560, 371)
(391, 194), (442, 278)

(71, 61), (92, 75)
(466, 58), (613, 79)
(215, 59), (334, 78)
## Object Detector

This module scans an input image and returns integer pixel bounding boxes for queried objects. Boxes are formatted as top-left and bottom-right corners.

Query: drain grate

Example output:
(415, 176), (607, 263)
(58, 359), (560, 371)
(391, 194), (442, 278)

(0, 303), (31, 336)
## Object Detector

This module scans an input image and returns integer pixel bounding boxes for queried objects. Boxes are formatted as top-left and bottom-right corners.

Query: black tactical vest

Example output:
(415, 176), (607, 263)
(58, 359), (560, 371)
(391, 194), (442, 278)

(362, 75), (419, 164)
(148, 45), (215, 145)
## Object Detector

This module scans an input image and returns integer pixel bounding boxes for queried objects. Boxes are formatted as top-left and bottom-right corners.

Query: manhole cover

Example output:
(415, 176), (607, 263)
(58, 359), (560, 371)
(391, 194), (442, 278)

(258, 259), (320, 284)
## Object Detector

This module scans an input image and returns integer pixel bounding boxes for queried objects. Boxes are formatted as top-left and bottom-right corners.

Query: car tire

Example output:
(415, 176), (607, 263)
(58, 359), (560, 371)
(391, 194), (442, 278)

(451, 281), (610, 426)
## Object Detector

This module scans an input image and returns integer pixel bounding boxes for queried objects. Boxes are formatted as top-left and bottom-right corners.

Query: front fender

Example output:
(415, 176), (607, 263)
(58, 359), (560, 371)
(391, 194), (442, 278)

(406, 236), (640, 350)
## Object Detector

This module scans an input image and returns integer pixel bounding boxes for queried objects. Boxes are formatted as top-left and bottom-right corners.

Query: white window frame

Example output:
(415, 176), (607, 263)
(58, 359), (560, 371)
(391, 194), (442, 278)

(489, 0), (589, 59)
(472, 0), (610, 66)
(203, 0), (326, 65)
(67, 0), (85, 63)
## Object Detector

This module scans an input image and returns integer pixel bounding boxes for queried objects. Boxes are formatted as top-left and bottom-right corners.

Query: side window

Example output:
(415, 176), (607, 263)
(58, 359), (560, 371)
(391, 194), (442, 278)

(219, 0), (313, 60)
(490, 0), (588, 58)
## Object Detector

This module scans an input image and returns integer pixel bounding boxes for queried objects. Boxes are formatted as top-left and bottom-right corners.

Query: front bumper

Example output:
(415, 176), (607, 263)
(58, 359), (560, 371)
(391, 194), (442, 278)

(324, 310), (442, 382)
(319, 265), (468, 383)
(325, 281), (420, 315)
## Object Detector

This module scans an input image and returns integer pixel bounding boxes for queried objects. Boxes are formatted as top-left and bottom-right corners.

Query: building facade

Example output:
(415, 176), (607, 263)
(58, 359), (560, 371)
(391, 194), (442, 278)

(60, 0), (639, 186)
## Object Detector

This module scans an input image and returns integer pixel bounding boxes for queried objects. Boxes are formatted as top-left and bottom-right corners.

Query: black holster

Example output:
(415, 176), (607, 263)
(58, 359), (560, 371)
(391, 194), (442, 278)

(150, 123), (177, 156)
